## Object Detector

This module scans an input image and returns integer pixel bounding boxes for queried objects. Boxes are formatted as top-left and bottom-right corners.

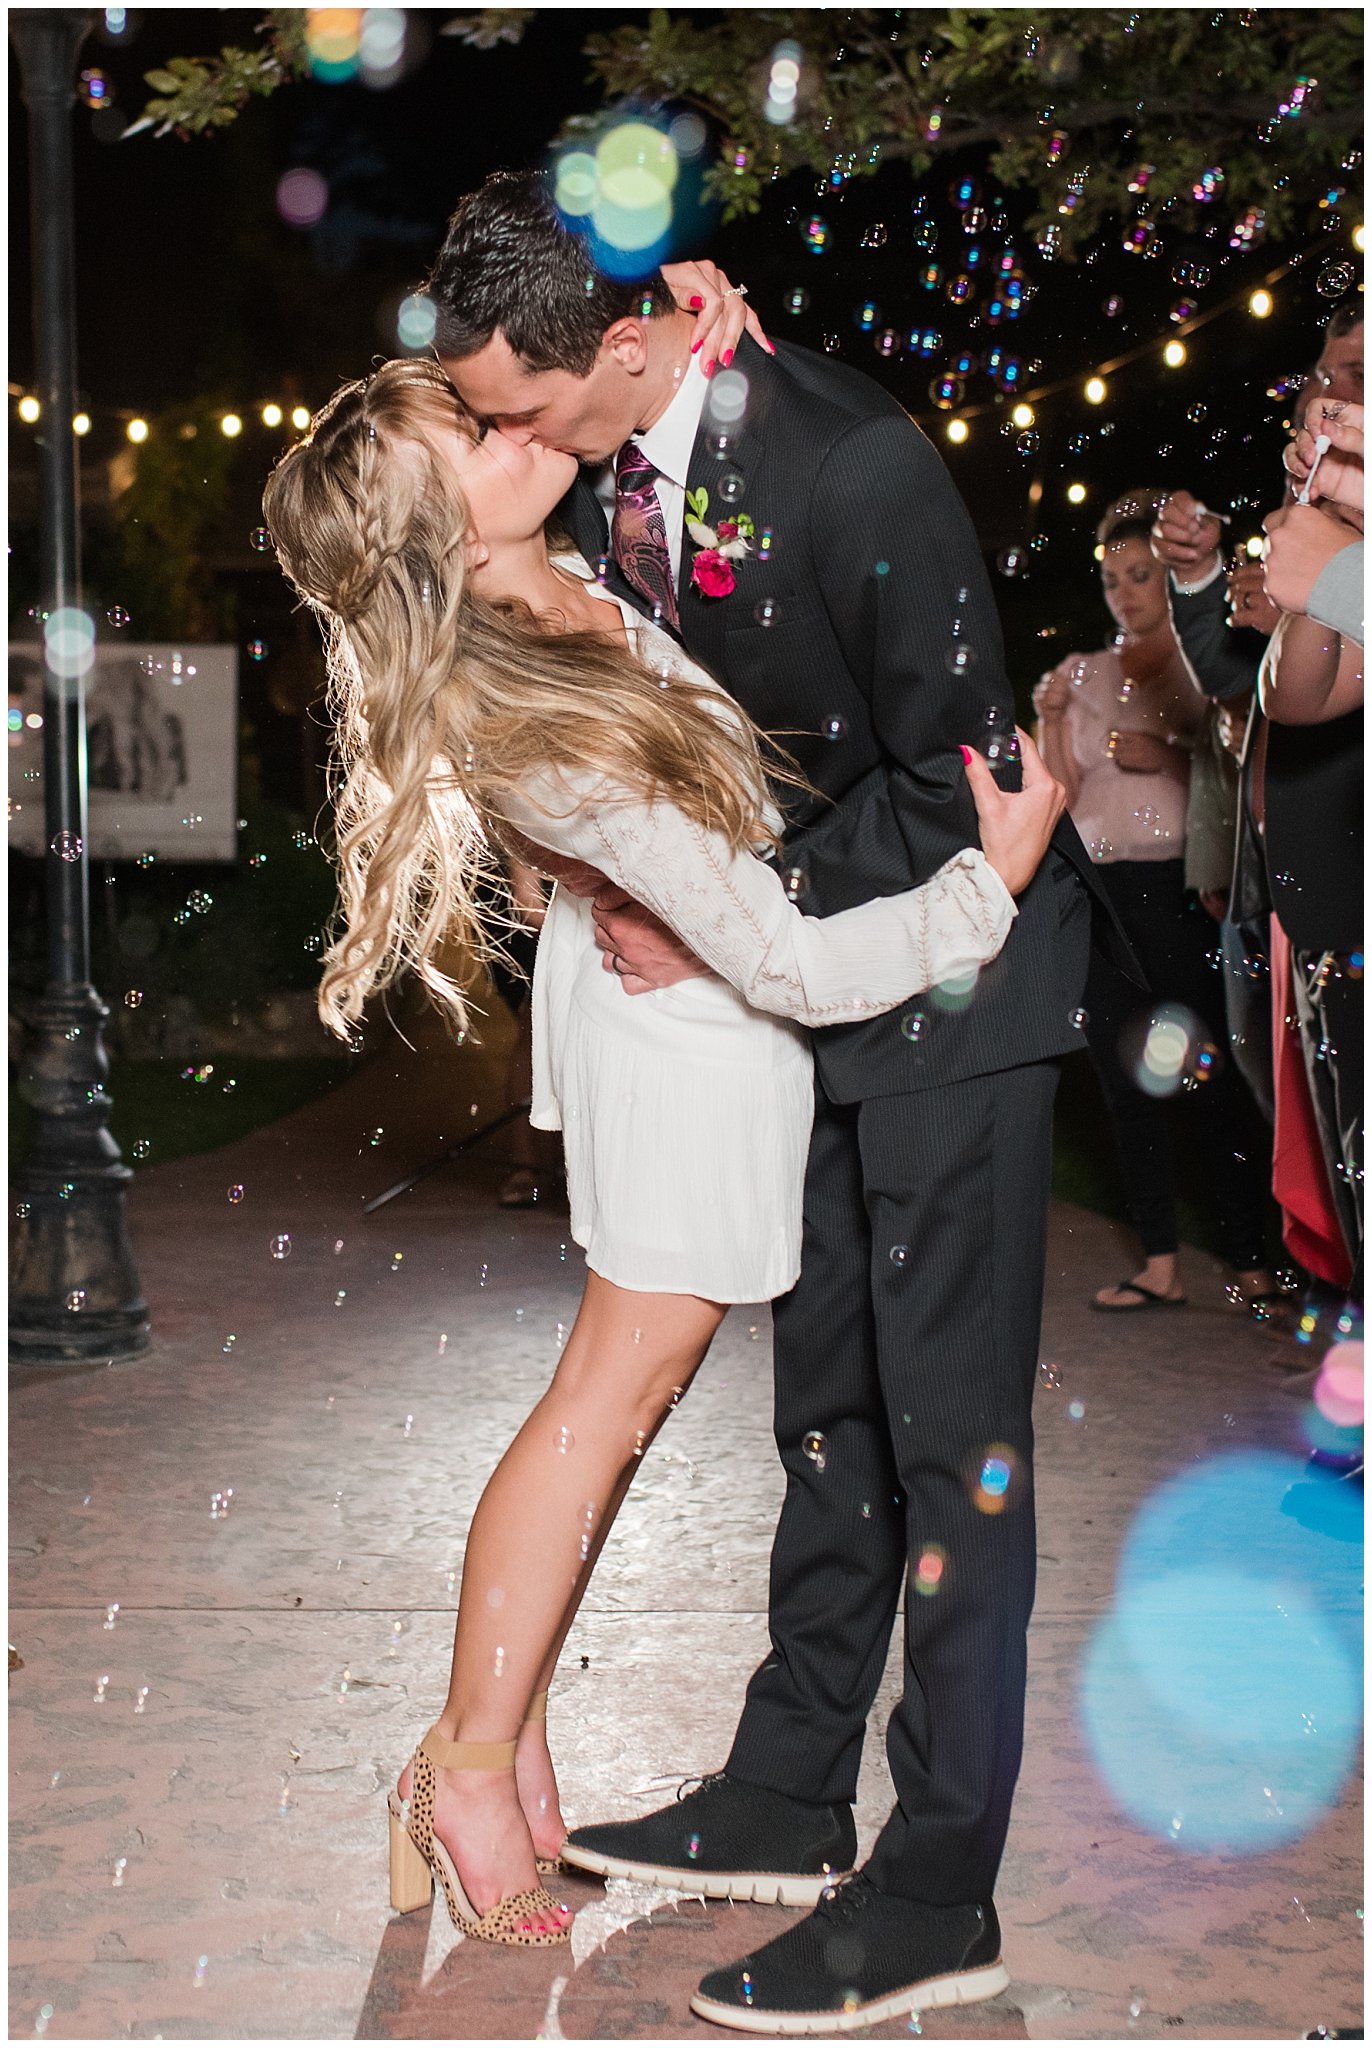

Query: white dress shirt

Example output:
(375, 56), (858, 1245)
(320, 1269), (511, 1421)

(592, 352), (711, 586)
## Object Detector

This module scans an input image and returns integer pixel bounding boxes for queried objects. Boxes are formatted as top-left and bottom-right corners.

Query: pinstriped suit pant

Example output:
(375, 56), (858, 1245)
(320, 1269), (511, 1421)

(725, 1057), (1062, 1904)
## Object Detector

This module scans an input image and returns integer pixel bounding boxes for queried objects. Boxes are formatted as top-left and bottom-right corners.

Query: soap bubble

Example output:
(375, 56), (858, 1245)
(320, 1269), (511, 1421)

(900, 1011), (924, 1042)
(555, 1425), (575, 1454)
(802, 1430), (828, 1472)
(754, 598), (780, 628)
(969, 1444), (1022, 1514)
(821, 714), (847, 741)
(228, 1185), (244, 1204)
(1123, 1002), (1222, 1098)
(246, 639), (267, 662)
(1317, 260), (1356, 298)
(889, 1244), (910, 1267)
(946, 642), (977, 676)
(783, 287), (810, 315)
(269, 1233), (292, 1260)
(249, 527), (272, 553)
(66, 1289), (87, 1312)
(718, 468), (746, 505)
(123, 989), (142, 1009)
(1015, 430), (1040, 457)
(106, 605), (130, 628)
(51, 831), (82, 863)
(860, 222), (888, 249)
(913, 1544), (946, 1596)
(996, 546), (1027, 578)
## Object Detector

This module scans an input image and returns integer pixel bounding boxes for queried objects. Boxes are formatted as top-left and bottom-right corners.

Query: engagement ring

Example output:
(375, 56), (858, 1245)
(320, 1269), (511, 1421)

(722, 284), (749, 301)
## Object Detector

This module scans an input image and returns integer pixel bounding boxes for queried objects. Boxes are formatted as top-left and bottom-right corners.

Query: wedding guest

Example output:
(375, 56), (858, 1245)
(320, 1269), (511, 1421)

(1270, 396), (1365, 644)
(1259, 476), (1364, 1296)
(1152, 493), (1278, 1124)
(1035, 489), (1279, 1313)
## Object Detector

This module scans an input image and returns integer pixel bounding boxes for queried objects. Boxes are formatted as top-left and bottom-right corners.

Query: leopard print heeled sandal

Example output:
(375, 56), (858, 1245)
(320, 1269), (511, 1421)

(388, 1726), (570, 1946)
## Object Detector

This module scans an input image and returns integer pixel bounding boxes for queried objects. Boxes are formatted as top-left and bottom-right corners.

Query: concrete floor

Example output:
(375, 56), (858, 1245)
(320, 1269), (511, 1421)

(9, 1015), (1363, 2043)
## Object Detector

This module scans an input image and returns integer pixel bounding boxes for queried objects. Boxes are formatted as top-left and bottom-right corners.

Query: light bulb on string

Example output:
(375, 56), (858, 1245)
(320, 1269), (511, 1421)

(1163, 340), (1187, 368)
(18, 396), (40, 423)
(1248, 289), (1274, 318)
(946, 417), (969, 444)
(1011, 402), (1035, 429)
(261, 403), (283, 428)
(127, 418), (149, 443)
(1084, 376), (1107, 405)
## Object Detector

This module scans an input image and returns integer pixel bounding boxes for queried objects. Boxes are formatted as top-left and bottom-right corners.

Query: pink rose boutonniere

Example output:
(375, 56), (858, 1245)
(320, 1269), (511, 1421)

(685, 488), (754, 600)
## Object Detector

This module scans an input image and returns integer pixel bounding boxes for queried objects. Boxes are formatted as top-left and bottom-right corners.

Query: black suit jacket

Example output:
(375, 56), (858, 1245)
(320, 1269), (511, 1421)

(562, 336), (1130, 1101)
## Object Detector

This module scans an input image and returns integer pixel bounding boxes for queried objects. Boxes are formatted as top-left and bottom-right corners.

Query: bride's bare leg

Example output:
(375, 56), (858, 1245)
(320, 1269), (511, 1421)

(400, 1272), (725, 1923)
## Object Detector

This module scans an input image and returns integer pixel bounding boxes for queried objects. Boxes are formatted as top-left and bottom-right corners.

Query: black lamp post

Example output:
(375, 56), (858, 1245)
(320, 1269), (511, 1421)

(9, 9), (150, 1365)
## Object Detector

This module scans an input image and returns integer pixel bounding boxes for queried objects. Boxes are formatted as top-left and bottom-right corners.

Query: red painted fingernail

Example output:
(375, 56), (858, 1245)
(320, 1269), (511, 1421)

(689, 295), (705, 309)
(722, 348), (733, 367)
(704, 359), (715, 377)
(960, 745), (973, 763)
(690, 339), (702, 354)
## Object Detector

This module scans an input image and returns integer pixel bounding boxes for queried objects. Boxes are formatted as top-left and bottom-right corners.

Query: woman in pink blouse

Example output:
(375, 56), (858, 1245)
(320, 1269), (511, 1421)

(1035, 490), (1279, 1313)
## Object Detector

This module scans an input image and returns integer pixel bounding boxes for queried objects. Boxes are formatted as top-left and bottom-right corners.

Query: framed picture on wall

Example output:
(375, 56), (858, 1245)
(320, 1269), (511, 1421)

(7, 643), (239, 862)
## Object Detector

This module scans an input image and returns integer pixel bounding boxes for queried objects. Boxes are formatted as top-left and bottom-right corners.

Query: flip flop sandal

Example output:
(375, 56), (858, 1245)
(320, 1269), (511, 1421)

(1089, 1279), (1188, 1312)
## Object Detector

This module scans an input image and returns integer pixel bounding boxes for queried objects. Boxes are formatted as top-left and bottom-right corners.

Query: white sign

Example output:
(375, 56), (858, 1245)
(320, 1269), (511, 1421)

(8, 642), (239, 862)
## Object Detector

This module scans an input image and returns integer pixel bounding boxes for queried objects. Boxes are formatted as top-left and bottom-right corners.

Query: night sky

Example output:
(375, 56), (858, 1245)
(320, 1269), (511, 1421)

(8, 8), (1361, 676)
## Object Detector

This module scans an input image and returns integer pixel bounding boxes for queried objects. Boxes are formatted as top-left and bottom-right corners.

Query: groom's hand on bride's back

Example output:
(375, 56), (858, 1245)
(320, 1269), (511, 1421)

(961, 728), (1065, 898)
(592, 885), (710, 996)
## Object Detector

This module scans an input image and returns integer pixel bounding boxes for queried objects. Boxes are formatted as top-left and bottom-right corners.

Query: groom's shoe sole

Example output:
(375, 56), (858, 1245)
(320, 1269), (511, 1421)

(559, 1842), (849, 1908)
(689, 1958), (1010, 2035)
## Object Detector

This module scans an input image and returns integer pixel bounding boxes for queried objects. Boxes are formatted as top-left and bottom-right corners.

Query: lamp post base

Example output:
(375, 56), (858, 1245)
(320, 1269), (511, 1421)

(9, 985), (152, 1367)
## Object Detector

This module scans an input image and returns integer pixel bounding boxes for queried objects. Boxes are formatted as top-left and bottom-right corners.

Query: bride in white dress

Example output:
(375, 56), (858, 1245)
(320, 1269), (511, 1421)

(263, 358), (1065, 1950)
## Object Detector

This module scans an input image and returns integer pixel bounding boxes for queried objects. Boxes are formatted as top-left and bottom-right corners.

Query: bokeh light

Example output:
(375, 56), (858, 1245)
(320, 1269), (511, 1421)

(1121, 1002), (1220, 1099)
(261, 403), (283, 429)
(18, 396), (41, 424)
(44, 609), (96, 681)
(126, 417), (149, 444)
(553, 117), (687, 278)
(397, 294), (437, 352)
(946, 417), (969, 444)
(305, 8), (363, 82)
(1080, 1452), (1362, 1853)
(72, 412), (91, 436)
(1084, 376), (1107, 404)
(1248, 288), (1274, 318)
(1011, 402), (1035, 428)
(1162, 339), (1187, 367)
(276, 167), (329, 229)
(220, 414), (243, 439)
(290, 406), (312, 432)
(359, 7), (406, 88)
(1067, 482), (1088, 504)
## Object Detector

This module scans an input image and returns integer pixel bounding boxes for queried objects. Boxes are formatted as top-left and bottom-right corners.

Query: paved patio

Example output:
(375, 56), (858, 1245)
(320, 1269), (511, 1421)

(9, 1013), (1363, 2042)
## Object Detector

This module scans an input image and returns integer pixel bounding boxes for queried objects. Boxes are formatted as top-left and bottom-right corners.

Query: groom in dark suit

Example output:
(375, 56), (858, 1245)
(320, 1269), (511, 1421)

(429, 170), (1120, 2033)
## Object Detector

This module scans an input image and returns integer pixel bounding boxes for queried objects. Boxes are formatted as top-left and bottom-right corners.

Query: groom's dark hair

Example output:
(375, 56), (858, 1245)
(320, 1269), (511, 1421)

(425, 169), (673, 377)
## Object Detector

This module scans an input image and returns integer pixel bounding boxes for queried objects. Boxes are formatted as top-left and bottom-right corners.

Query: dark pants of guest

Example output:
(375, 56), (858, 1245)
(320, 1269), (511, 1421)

(1220, 915), (1275, 1127)
(1292, 950), (1364, 1300)
(1083, 859), (1270, 1272)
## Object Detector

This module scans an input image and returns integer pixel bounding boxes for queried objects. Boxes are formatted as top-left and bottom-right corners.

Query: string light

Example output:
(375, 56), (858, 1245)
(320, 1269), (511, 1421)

(1355, 225), (1367, 252)
(1248, 288), (1274, 318)
(220, 413), (243, 438)
(945, 417), (969, 443)
(73, 413), (91, 436)
(18, 395), (40, 423)
(1163, 339), (1187, 367)
(1011, 402), (1035, 429)
(1084, 376), (1107, 405)
(1244, 534), (1265, 558)
(126, 418), (149, 443)
(290, 406), (311, 431)
(1067, 482), (1088, 504)
(261, 403), (283, 428)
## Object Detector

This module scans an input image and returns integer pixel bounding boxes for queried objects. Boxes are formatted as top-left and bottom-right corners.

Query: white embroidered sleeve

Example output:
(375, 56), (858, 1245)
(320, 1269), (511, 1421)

(499, 772), (1017, 1028)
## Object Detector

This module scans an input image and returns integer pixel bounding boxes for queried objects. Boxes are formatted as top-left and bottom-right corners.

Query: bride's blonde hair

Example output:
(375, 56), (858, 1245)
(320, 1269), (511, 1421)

(262, 356), (791, 1039)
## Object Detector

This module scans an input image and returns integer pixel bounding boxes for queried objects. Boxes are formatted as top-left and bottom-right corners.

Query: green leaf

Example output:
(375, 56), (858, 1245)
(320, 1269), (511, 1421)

(685, 487), (710, 523)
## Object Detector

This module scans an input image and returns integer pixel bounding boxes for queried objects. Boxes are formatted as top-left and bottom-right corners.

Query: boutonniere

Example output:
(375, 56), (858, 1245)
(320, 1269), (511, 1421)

(684, 487), (754, 600)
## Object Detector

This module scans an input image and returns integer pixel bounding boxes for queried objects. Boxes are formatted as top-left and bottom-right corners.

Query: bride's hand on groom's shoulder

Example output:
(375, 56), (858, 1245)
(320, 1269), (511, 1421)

(959, 728), (1066, 898)
(660, 260), (776, 373)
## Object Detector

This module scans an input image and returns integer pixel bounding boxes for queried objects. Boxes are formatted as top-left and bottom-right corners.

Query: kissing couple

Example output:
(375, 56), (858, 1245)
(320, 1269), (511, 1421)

(264, 168), (1119, 2035)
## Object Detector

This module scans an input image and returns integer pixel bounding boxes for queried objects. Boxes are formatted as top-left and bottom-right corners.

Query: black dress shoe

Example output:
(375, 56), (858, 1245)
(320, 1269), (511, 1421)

(689, 1872), (1008, 2035)
(561, 1771), (856, 1907)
